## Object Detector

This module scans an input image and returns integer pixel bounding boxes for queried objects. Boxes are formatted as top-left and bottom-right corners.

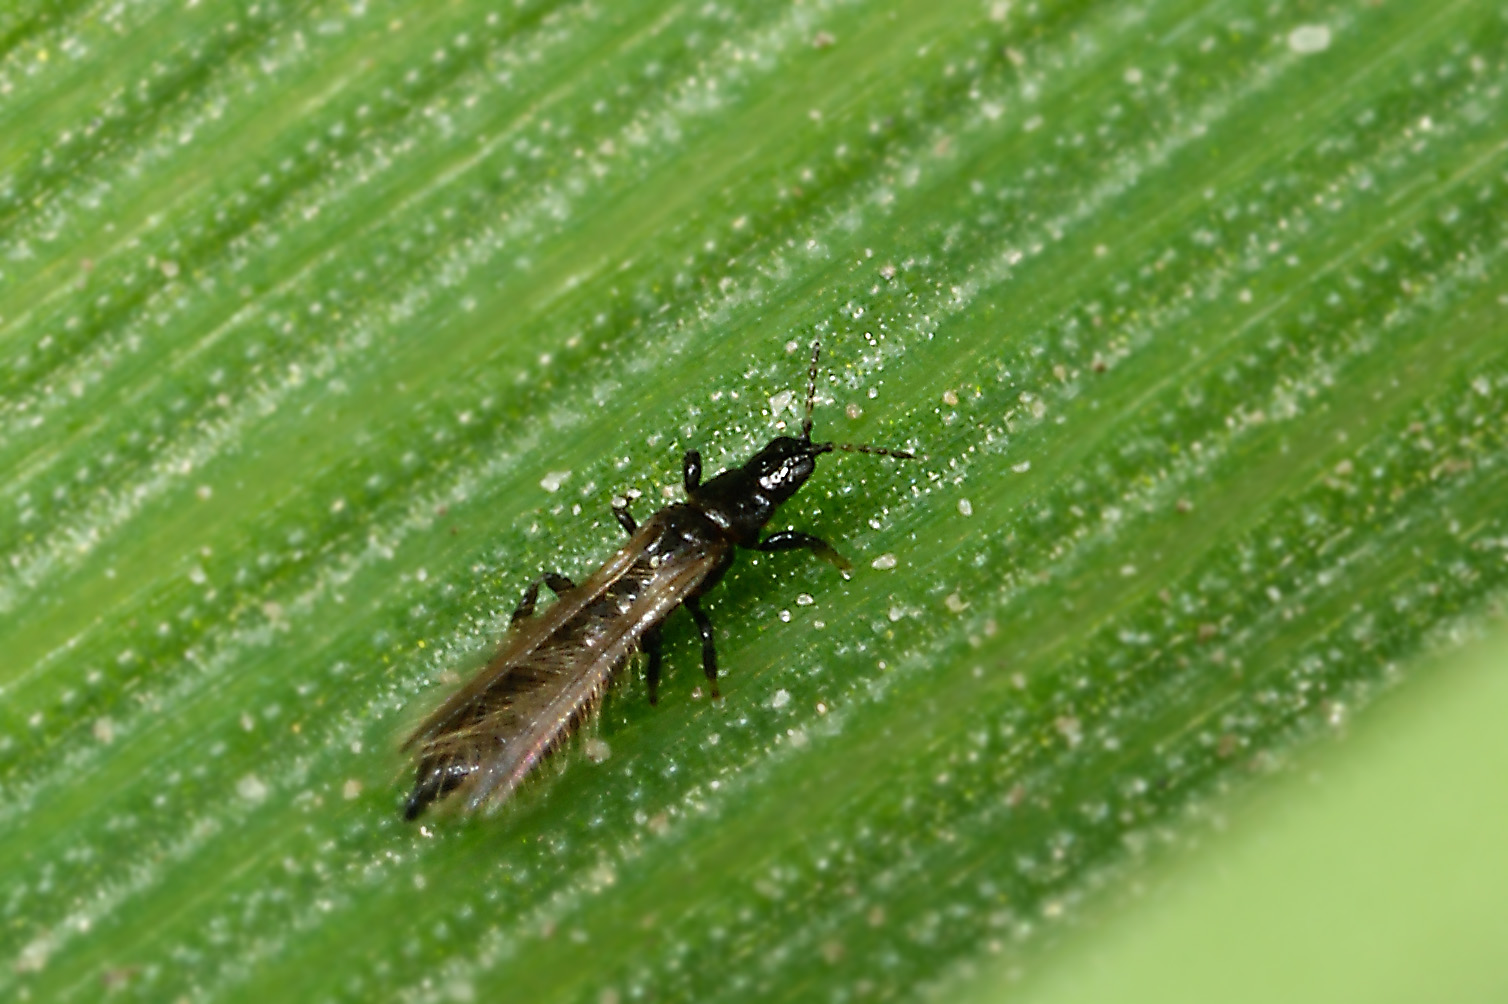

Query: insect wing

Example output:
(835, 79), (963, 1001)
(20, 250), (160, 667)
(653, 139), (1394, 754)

(402, 512), (727, 815)
(459, 543), (724, 812)
(402, 535), (643, 751)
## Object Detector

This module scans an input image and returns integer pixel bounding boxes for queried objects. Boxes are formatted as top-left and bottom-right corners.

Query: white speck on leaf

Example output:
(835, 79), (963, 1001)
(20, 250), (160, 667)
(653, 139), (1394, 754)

(958, 498), (973, 516)
(16, 937), (51, 973)
(1287, 24), (1331, 54)
(1055, 716), (1083, 748)
(771, 689), (791, 709)
(237, 774), (269, 804)
(540, 470), (571, 493)
(872, 553), (898, 570)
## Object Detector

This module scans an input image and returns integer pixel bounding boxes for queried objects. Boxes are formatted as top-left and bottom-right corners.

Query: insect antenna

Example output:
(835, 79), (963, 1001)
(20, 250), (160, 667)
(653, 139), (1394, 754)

(799, 338), (917, 460)
(836, 442), (916, 460)
(801, 339), (822, 441)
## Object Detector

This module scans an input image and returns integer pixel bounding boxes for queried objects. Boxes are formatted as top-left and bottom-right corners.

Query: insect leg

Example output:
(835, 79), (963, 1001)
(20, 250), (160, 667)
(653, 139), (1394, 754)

(511, 572), (578, 624)
(684, 598), (720, 700)
(683, 450), (702, 493)
(511, 580), (542, 624)
(643, 626), (663, 706)
(613, 501), (637, 535)
(755, 530), (853, 573)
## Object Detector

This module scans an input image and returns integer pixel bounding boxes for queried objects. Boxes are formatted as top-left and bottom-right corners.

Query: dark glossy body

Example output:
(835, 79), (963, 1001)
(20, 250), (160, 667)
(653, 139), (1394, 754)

(402, 349), (911, 819)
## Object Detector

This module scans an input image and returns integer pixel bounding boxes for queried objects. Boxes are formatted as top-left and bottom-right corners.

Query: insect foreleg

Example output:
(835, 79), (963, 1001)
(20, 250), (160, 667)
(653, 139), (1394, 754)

(510, 571), (578, 624)
(643, 626), (663, 705)
(511, 582), (540, 625)
(613, 501), (637, 535)
(684, 598), (720, 700)
(683, 450), (702, 493)
(755, 529), (853, 573)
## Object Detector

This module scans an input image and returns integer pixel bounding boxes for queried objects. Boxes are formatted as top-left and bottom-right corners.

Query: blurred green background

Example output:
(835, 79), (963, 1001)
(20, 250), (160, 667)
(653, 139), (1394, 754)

(2, 0), (1506, 1000)
(994, 625), (1508, 1004)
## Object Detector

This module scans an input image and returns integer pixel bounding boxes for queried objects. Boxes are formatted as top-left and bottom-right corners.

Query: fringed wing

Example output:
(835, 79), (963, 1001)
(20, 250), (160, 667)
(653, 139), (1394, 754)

(403, 535), (643, 754)
(403, 516), (723, 817)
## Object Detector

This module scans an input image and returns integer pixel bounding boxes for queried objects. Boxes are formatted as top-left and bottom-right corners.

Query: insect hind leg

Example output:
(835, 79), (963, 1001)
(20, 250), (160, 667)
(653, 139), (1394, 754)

(642, 626), (663, 705)
(685, 598), (720, 700)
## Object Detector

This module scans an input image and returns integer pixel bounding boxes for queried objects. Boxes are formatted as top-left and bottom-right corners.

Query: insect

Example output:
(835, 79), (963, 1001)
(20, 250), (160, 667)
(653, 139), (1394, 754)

(401, 341), (914, 819)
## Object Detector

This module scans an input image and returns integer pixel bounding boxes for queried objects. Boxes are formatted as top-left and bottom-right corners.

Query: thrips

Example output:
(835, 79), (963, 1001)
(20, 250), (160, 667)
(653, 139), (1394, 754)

(402, 341), (914, 819)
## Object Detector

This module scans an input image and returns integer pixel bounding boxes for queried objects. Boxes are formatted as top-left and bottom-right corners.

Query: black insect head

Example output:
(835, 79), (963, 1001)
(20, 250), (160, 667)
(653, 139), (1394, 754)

(686, 342), (913, 544)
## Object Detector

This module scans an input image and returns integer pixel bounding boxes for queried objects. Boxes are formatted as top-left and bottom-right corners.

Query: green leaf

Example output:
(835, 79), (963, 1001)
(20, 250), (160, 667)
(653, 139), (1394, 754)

(3, 1), (1504, 1001)
(984, 625), (1508, 1004)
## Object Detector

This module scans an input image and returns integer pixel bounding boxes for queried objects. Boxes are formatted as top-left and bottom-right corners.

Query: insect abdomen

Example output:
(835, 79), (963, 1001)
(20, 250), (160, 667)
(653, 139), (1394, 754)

(403, 509), (725, 817)
(404, 608), (636, 818)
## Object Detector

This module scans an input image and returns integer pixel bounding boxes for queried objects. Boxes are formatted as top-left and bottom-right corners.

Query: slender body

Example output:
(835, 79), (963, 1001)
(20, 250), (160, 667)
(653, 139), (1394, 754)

(402, 343), (912, 819)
